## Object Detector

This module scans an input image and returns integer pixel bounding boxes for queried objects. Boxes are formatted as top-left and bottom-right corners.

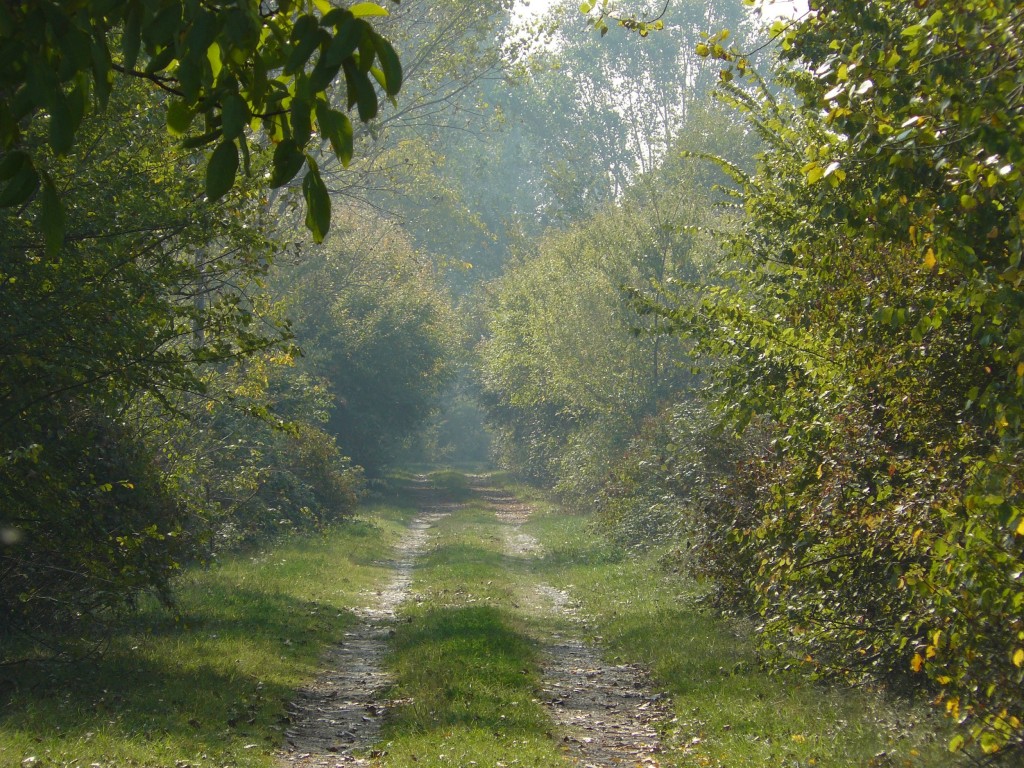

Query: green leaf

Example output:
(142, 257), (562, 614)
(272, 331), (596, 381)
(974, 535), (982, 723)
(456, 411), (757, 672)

(142, 3), (183, 48)
(39, 175), (64, 257)
(0, 150), (27, 180)
(224, 7), (259, 49)
(122, 3), (143, 70)
(285, 14), (322, 75)
(207, 41), (223, 83)
(238, 132), (251, 176)
(67, 79), (87, 131)
(344, 61), (378, 121)
(182, 127), (222, 149)
(91, 32), (113, 111)
(370, 31), (402, 96)
(205, 138), (239, 201)
(48, 92), (75, 156)
(0, 152), (40, 207)
(321, 8), (354, 27)
(221, 92), (248, 139)
(0, 101), (16, 147)
(183, 9), (220, 67)
(308, 17), (362, 92)
(315, 101), (353, 166)
(167, 99), (194, 136)
(145, 45), (176, 76)
(177, 55), (202, 103)
(269, 139), (305, 188)
(357, 29), (375, 74)
(57, 25), (92, 79)
(302, 159), (331, 242)
(291, 95), (313, 146)
(349, 2), (389, 17)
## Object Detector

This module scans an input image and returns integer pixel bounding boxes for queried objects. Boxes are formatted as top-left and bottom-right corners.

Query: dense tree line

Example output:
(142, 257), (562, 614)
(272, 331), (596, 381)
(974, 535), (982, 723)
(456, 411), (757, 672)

(0, 3), (462, 649)
(479, 0), (1024, 759)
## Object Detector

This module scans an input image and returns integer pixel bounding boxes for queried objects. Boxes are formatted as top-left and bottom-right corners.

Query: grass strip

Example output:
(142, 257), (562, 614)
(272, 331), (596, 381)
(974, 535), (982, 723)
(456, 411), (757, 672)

(0, 500), (413, 768)
(379, 496), (567, 767)
(524, 502), (959, 768)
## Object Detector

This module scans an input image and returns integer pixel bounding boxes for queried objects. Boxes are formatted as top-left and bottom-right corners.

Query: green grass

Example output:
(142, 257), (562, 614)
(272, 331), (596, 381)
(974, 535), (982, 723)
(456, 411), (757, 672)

(1, 472), (965, 768)
(0, 501), (415, 768)
(525, 508), (961, 768)
(378, 501), (568, 767)
(424, 468), (474, 501)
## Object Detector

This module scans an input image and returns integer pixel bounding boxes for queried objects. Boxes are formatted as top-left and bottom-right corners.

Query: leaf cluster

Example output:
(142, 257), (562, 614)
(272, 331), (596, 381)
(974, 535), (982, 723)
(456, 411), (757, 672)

(647, 2), (1024, 757)
(0, 0), (403, 245)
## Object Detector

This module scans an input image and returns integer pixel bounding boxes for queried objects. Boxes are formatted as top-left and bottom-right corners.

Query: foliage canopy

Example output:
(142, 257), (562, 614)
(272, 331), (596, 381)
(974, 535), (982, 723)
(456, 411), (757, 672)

(0, 0), (403, 245)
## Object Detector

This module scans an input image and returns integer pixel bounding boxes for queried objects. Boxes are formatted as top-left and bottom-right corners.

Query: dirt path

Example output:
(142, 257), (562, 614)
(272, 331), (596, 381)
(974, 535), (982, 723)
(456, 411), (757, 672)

(276, 484), (452, 768)
(278, 478), (667, 767)
(479, 484), (669, 767)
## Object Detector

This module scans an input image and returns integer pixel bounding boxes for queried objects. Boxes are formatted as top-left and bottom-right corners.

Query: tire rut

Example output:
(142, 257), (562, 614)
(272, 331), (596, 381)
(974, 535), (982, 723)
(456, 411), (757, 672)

(479, 483), (669, 767)
(278, 479), (668, 767)
(276, 484), (452, 768)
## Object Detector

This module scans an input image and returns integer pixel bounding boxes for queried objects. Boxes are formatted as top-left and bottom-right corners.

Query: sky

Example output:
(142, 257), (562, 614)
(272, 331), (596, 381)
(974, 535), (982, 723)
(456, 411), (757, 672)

(511, 0), (808, 24)
(511, 0), (558, 22)
(505, 0), (808, 60)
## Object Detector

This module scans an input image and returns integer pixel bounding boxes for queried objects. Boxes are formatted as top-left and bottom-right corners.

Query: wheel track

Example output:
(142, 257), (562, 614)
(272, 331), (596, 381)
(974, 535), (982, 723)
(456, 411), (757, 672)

(278, 479), (668, 767)
(479, 482), (669, 767)
(276, 482), (453, 768)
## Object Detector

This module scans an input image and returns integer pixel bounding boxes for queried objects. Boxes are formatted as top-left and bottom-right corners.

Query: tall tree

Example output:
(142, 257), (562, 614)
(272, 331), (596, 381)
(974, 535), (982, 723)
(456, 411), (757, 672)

(636, 0), (1024, 756)
(275, 206), (461, 475)
(0, 74), (285, 635)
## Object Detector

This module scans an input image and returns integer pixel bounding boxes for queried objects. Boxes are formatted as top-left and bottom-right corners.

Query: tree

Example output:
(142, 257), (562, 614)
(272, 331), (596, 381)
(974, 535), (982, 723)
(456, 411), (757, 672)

(318, 0), (518, 290)
(0, 72), (288, 636)
(0, 0), (403, 244)
(476, 154), (720, 493)
(275, 206), (461, 475)
(636, 0), (1024, 755)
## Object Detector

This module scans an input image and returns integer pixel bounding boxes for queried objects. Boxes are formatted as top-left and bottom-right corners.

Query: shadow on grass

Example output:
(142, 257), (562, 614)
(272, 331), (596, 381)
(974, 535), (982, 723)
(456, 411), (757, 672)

(0, 583), (362, 757)
(425, 470), (474, 502)
(366, 473), (473, 518)
(538, 540), (625, 569)
(383, 604), (548, 737)
(598, 604), (755, 692)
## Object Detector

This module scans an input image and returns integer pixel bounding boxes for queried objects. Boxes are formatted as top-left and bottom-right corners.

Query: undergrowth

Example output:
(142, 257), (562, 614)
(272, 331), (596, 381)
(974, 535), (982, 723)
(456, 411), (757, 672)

(525, 506), (962, 768)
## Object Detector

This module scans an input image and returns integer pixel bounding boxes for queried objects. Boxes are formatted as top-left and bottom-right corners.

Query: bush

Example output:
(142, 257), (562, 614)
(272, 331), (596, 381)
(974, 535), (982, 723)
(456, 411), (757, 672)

(1, 406), (189, 638)
(596, 400), (761, 599)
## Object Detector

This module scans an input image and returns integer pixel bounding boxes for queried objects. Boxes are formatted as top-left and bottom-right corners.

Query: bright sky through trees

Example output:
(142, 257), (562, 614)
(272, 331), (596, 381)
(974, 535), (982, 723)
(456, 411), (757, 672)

(511, 0), (807, 24)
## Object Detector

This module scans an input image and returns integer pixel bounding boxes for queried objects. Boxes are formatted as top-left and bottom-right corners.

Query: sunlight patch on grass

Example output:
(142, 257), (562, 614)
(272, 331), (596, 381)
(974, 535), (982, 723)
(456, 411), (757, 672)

(525, 509), (959, 768)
